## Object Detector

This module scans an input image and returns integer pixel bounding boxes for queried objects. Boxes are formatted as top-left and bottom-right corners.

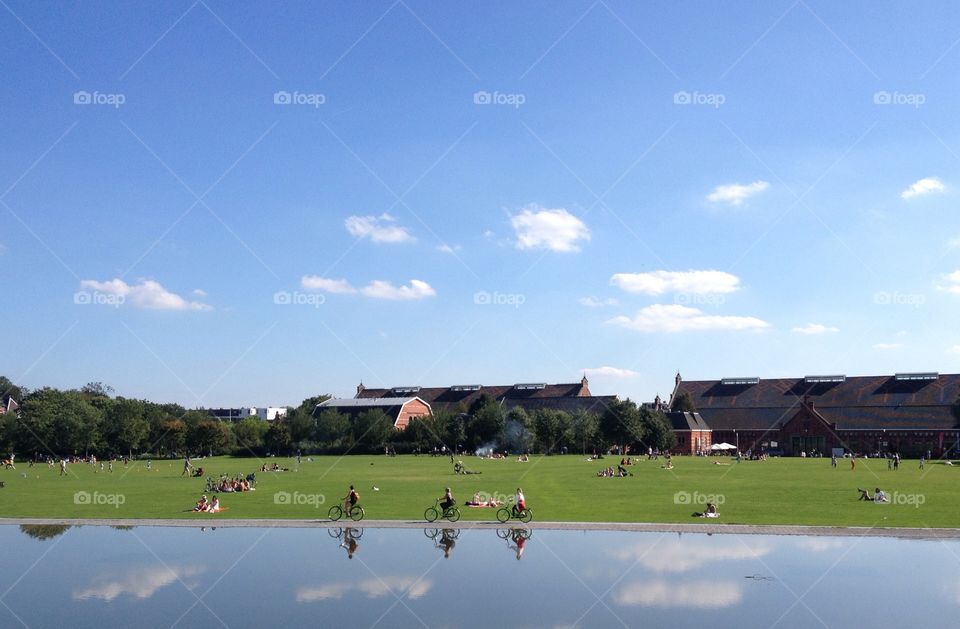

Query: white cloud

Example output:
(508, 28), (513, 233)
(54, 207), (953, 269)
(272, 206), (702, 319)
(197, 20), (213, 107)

(301, 276), (357, 294)
(792, 323), (839, 335)
(344, 213), (413, 243)
(873, 343), (903, 350)
(361, 279), (436, 300)
(79, 279), (211, 311)
(579, 296), (618, 307)
(610, 270), (740, 296)
(947, 345), (960, 354)
(511, 205), (590, 252)
(437, 243), (461, 254)
(612, 540), (772, 573)
(795, 539), (847, 553)
(614, 580), (742, 609)
(901, 177), (945, 199)
(297, 577), (432, 603)
(191, 288), (207, 297)
(74, 565), (204, 601)
(607, 304), (770, 333)
(937, 270), (960, 294)
(583, 366), (639, 379)
(706, 180), (769, 206)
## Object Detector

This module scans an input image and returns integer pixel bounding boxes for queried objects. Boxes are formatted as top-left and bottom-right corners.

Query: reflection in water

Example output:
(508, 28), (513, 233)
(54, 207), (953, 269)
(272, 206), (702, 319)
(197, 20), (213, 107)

(297, 576), (433, 602)
(497, 528), (531, 560)
(424, 528), (459, 559)
(328, 527), (363, 559)
(614, 579), (743, 608)
(19, 524), (72, 541)
(73, 565), (205, 601)
(611, 539), (772, 573)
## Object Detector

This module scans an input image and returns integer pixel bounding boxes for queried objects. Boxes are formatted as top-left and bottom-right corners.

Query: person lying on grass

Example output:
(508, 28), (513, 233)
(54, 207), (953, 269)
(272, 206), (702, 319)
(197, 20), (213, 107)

(465, 492), (501, 507)
(692, 502), (719, 518)
(858, 487), (890, 502)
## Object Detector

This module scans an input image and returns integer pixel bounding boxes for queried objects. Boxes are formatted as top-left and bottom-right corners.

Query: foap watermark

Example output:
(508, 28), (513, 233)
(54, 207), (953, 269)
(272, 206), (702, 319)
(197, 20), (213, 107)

(473, 90), (525, 108)
(274, 90), (325, 107)
(674, 293), (726, 307)
(273, 291), (325, 308)
(673, 90), (725, 108)
(74, 290), (125, 308)
(74, 491), (126, 508)
(673, 491), (725, 506)
(873, 91), (925, 108)
(888, 491), (925, 508)
(274, 491), (326, 507)
(73, 90), (125, 108)
(874, 291), (925, 308)
(473, 290), (526, 308)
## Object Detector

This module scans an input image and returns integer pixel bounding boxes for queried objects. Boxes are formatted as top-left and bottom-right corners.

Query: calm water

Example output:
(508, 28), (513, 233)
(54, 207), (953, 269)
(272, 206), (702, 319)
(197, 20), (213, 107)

(2, 524), (958, 628)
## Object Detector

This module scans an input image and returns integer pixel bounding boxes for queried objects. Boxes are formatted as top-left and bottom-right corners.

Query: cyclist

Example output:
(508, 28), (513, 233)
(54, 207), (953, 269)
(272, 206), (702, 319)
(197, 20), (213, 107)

(343, 485), (360, 516)
(440, 487), (455, 514)
(512, 487), (526, 518)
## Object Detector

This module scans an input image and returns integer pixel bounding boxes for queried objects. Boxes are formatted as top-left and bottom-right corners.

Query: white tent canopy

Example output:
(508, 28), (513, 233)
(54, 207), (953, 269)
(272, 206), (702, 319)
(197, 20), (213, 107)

(711, 442), (737, 451)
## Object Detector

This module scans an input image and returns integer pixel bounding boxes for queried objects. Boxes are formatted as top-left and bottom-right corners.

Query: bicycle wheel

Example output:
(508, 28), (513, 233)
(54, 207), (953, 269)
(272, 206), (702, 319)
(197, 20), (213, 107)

(352, 528), (364, 540)
(327, 505), (343, 521)
(496, 507), (510, 523)
(327, 527), (342, 538)
(518, 528), (533, 540)
(519, 508), (533, 523)
(424, 528), (439, 539)
(349, 505), (364, 522)
(496, 528), (510, 539)
(424, 506), (439, 522)
(447, 507), (461, 523)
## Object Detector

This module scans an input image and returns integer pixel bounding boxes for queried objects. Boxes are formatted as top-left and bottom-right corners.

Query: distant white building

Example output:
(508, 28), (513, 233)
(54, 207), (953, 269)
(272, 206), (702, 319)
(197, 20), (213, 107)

(207, 407), (288, 422)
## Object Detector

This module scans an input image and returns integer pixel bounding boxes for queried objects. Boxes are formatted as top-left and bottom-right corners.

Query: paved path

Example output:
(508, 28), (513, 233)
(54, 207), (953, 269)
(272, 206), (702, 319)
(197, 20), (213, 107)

(2, 518), (958, 539)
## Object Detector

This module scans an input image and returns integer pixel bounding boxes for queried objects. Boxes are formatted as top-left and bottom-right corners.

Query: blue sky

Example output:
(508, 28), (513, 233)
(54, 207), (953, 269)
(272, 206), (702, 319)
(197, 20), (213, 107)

(2, 0), (959, 407)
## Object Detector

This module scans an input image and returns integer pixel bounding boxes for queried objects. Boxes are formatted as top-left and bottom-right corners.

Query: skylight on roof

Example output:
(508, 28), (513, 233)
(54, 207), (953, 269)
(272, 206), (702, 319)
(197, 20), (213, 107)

(450, 385), (481, 392)
(804, 375), (846, 383)
(391, 386), (421, 394)
(514, 383), (547, 390)
(894, 372), (938, 381)
(720, 377), (760, 385)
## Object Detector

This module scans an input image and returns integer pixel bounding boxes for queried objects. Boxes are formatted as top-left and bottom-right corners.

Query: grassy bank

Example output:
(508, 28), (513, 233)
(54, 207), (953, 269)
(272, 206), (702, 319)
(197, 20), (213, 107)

(0, 454), (955, 528)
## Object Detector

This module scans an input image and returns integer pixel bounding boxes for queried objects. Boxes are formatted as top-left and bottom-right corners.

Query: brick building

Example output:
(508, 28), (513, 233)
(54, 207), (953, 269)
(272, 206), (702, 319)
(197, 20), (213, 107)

(316, 397), (432, 430)
(664, 411), (713, 455)
(667, 372), (960, 457)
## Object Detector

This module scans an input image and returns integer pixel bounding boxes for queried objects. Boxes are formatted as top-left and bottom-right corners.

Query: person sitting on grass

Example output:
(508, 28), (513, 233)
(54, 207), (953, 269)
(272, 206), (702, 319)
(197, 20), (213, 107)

(205, 496), (221, 513)
(857, 488), (873, 501)
(874, 488), (889, 503)
(693, 502), (719, 518)
(194, 495), (209, 512)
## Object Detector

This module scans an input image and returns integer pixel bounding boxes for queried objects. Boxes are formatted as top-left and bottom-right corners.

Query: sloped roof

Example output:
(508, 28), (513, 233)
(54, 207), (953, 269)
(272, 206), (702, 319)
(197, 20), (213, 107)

(501, 395), (617, 414)
(665, 411), (712, 431)
(356, 382), (591, 412)
(676, 375), (960, 431)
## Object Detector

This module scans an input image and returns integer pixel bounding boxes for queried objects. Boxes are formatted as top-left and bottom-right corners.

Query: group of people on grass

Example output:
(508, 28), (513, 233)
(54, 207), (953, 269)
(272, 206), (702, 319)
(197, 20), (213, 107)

(212, 475), (254, 493)
(858, 487), (890, 503)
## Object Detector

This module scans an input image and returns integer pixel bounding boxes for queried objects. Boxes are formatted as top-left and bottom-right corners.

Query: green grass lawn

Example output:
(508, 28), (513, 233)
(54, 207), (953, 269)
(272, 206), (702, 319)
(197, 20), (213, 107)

(0, 454), (956, 528)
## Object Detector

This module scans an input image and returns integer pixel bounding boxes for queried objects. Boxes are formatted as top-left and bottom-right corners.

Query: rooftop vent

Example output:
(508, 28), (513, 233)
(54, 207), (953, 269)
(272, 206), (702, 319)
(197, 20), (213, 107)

(804, 375), (846, 384)
(391, 386), (421, 394)
(720, 377), (760, 386)
(894, 372), (938, 381)
(450, 385), (481, 392)
(514, 383), (547, 390)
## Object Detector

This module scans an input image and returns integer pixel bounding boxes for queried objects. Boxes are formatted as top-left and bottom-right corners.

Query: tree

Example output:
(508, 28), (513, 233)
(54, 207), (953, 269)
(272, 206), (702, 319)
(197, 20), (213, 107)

(190, 419), (231, 455)
(0, 375), (24, 402)
(101, 398), (149, 456)
(285, 409), (315, 444)
(16, 388), (102, 456)
(466, 398), (504, 450)
(155, 418), (187, 455)
(599, 398), (646, 454)
(568, 409), (600, 454)
(233, 417), (268, 453)
(641, 409), (677, 452)
(531, 409), (570, 454)
(315, 409), (351, 446)
(20, 524), (71, 541)
(352, 409), (393, 450)
(502, 407), (534, 453)
(265, 422), (292, 454)
(671, 391), (696, 412)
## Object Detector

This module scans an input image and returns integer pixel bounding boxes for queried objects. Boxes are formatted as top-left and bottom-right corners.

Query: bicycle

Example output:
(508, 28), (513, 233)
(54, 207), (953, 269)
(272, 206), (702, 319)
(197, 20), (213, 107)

(424, 527), (461, 540)
(496, 504), (533, 523)
(328, 527), (364, 540)
(328, 503), (364, 522)
(496, 528), (532, 541)
(424, 499), (461, 523)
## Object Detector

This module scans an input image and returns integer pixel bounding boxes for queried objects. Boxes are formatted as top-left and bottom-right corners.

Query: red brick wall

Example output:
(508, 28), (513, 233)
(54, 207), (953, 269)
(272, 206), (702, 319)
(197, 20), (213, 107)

(394, 399), (432, 430)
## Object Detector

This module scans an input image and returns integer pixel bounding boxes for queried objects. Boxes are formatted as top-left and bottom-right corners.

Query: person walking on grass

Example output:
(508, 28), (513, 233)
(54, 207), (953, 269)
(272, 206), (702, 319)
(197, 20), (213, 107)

(59, 458), (67, 476)
(920, 456), (925, 470)
(181, 456), (191, 477)
(851, 455), (856, 471)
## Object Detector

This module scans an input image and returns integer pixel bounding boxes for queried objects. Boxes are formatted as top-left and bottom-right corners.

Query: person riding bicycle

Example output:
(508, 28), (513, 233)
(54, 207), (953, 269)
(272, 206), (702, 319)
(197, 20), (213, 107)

(512, 487), (526, 517)
(440, 487), (455, 513)
(344, 485), (360, 515)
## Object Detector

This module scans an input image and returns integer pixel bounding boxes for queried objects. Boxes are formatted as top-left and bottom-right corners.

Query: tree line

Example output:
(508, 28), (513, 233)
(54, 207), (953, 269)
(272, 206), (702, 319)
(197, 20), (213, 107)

(0, 377), (676, 458)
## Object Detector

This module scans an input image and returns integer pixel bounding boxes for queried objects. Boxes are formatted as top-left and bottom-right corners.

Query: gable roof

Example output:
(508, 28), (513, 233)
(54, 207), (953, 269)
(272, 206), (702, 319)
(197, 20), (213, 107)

(665, 411), (711, 431)
(356, 382), (592, 412)
(676, 374), (960, 431)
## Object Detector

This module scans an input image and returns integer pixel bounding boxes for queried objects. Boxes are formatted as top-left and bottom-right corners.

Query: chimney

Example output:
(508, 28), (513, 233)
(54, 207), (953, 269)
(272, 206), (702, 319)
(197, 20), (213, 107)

(356, 382), (365, 397)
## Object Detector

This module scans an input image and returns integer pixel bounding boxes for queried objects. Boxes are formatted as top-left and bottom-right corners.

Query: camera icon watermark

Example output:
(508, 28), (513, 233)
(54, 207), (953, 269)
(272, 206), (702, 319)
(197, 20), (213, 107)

(673, 90), (725, 108)
(274, 491), (325, 507)
(673, 490), (725, 505)
(473, 90), (526, 108)
(873, 291), (925, 308)
(273, 90), (325, 107)
(73, 291), (125, 308)
(273, 291), (325, 308)
(873, 91), (925, 108)
(473, 290), (526, 308)
(73, 90), (126, 108)
(74, 491), (126, 508)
